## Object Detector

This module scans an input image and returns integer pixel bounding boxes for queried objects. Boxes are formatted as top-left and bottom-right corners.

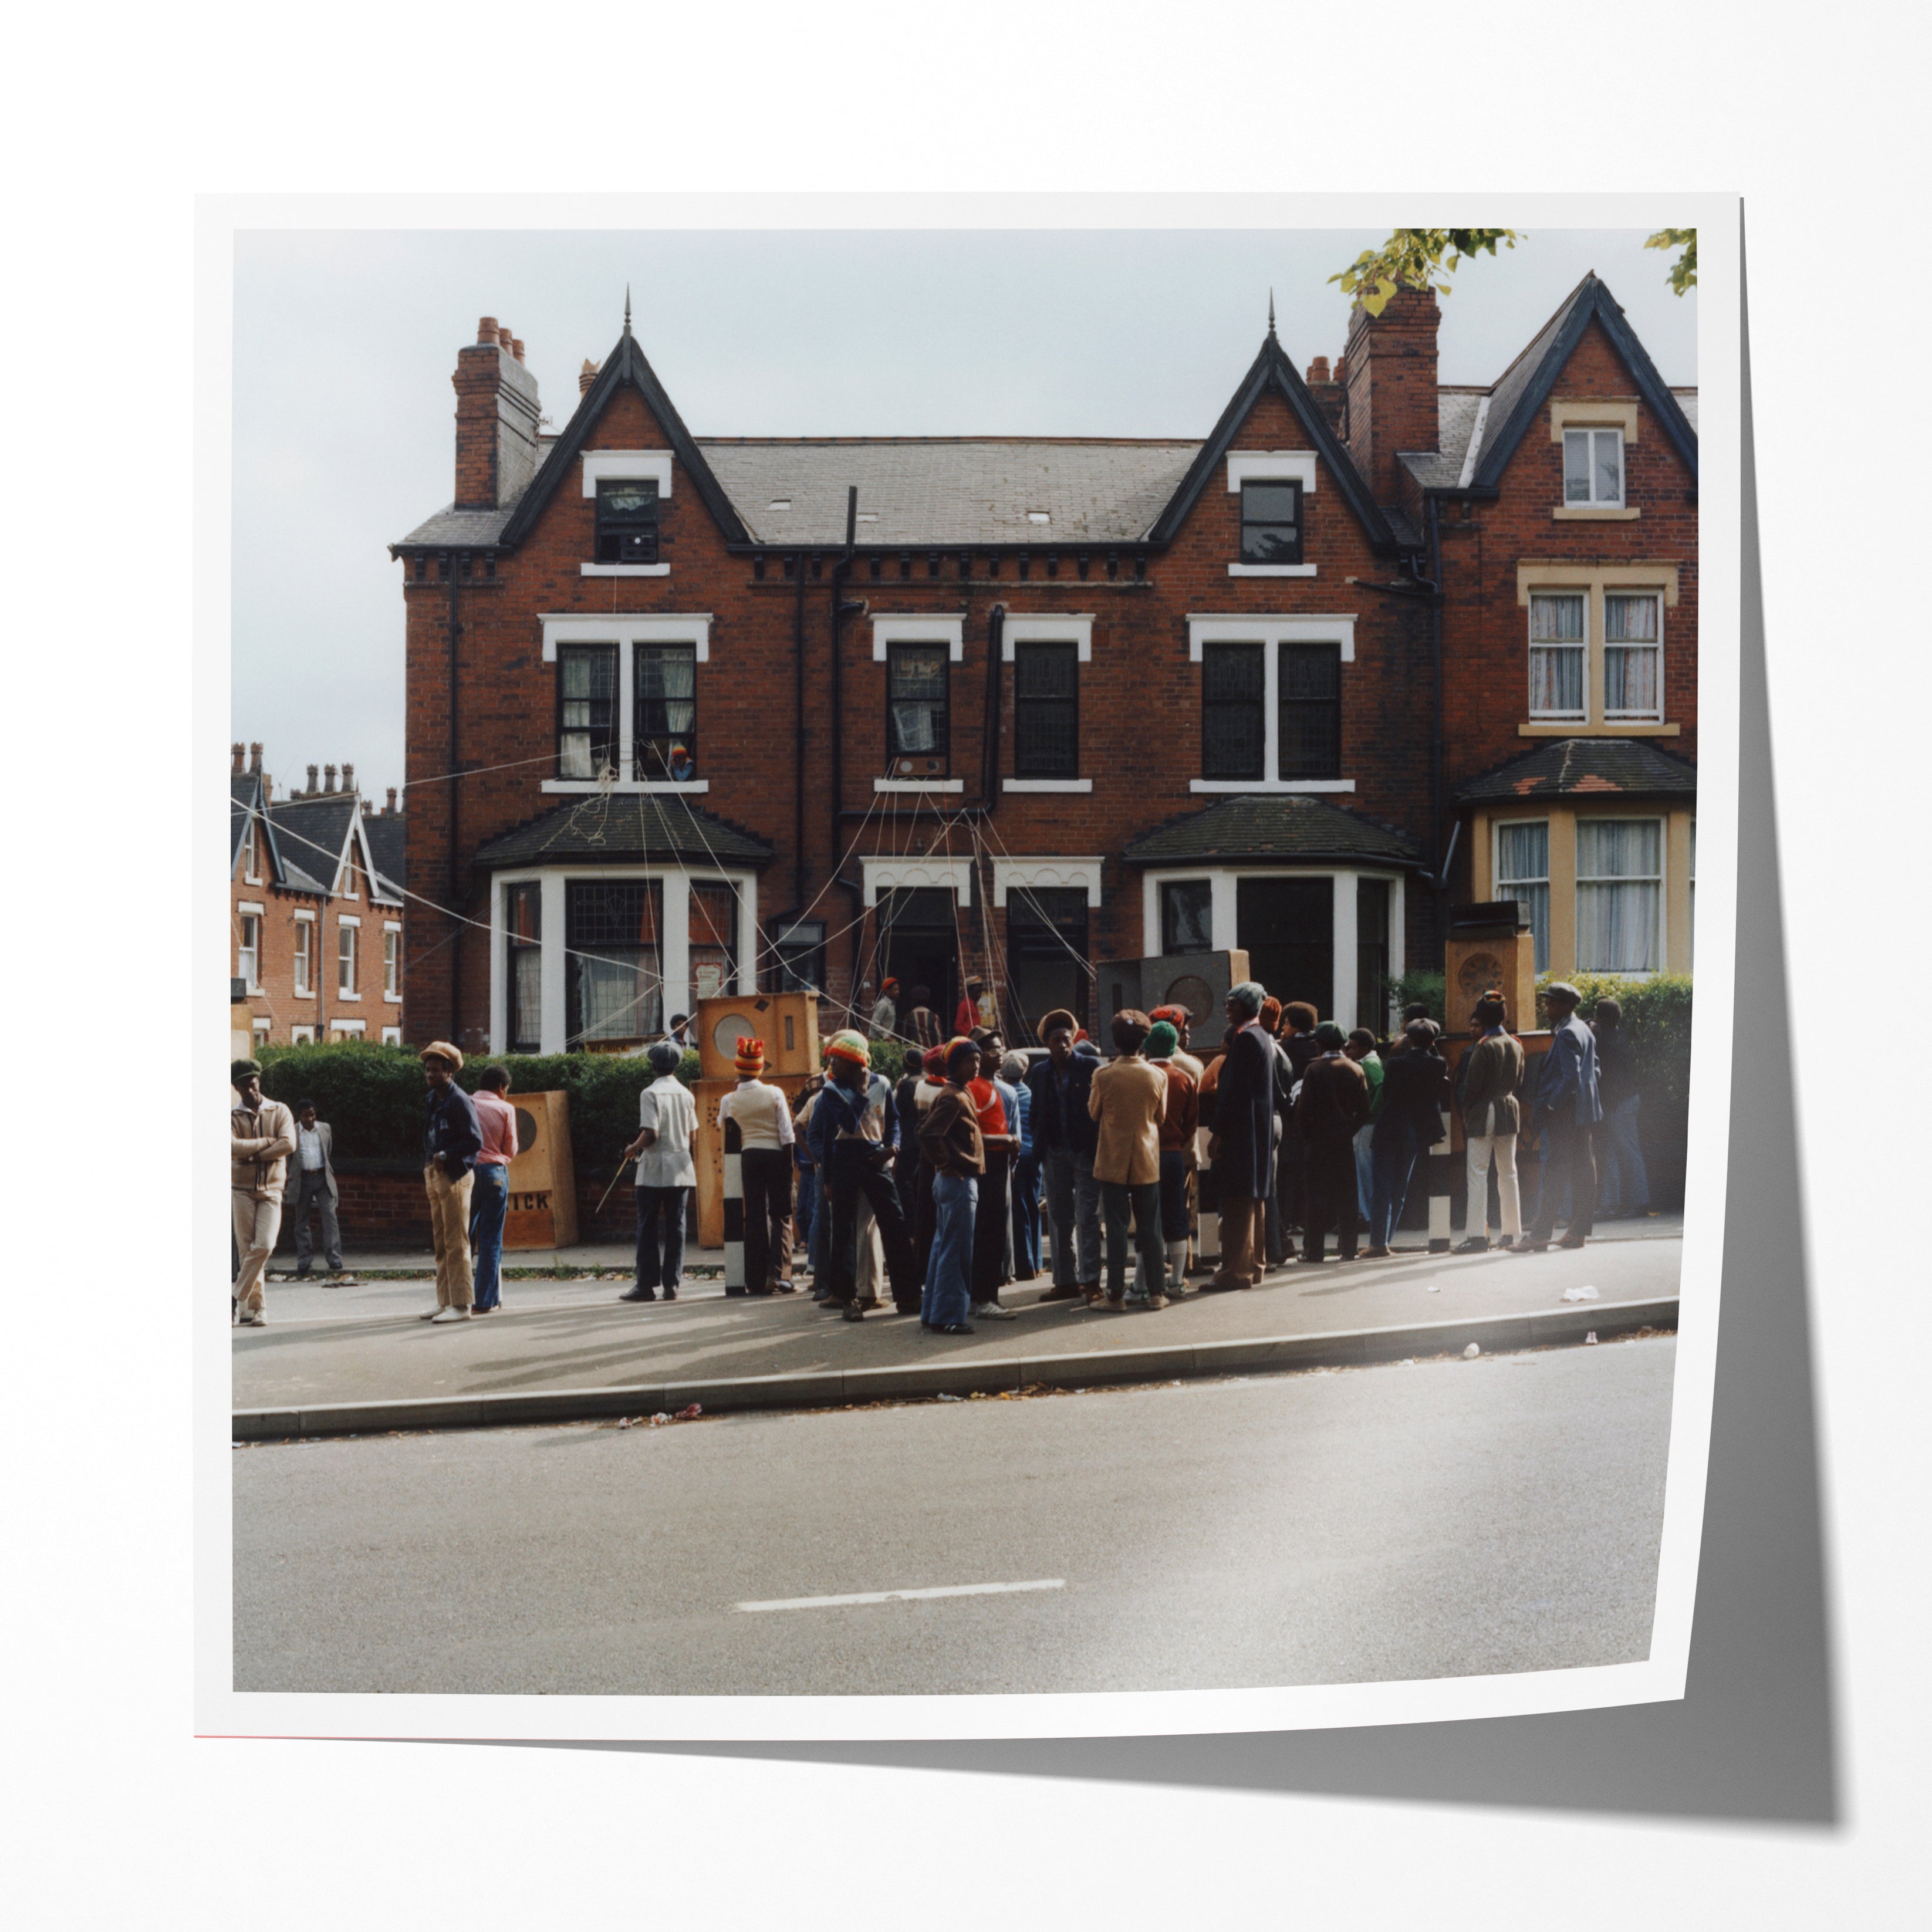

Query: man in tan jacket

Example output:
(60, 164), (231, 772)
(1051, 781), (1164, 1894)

(1087, 1010), (1170, 1309)
(231, 1058), (296, 1326)
(1455, 994), (1526, 1252)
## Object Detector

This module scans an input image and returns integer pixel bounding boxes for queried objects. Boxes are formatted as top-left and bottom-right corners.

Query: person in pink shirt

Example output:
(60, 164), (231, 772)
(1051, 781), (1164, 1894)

(469, 1064), (520, 1313)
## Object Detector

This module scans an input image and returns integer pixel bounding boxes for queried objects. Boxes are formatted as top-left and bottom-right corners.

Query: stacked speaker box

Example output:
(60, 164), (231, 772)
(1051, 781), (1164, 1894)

(1093, 950), (1251, 1038)
(502, 1089), (579, 1251)
(695, 991), (821, 1080)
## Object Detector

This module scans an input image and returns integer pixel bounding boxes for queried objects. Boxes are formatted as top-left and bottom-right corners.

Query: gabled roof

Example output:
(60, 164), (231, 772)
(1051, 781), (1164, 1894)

(268, 793), (358, 896)
(1144, 329), (1399, 552)
(1455, 738), (1698, 804)
(491, 323), (753, 552)
(471, 795), (775, 871)
(1464, 273), (1698, 493)
(363, 812), (407, 901)
(1120, 794), (1421, 867)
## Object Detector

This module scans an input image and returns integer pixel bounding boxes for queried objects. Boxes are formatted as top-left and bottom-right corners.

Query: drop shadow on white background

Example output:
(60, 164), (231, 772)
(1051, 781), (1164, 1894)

(482, 232), (1840, 1823)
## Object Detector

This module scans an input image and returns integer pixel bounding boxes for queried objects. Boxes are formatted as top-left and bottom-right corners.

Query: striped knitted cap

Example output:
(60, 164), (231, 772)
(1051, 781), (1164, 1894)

(825, 1029), (871, 1065)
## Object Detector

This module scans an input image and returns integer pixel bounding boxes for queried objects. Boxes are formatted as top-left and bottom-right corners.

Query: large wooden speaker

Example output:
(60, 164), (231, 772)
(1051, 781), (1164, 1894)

(1095, 951), (1251, 1036)
(1444, 902), (1538, 1038)
(502, 1088), (579, 1251)
(692, 1072), (810, 1249)
(696, 991), (821, 1081)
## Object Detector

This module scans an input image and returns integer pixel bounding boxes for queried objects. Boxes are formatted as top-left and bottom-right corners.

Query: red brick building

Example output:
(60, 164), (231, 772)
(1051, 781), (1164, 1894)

(393, 273), (1694, 1055)
(229, 743), (409, 1045)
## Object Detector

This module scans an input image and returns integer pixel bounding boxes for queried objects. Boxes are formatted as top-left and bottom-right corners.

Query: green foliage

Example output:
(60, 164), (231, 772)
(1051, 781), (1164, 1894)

(255, 1040), (702, 1174)
(1331, 229), (1519, 316)
(1384, 970), (1447, 1026)
(1644, 228), (1697, 296)
(1545, 971), (1695, 1113)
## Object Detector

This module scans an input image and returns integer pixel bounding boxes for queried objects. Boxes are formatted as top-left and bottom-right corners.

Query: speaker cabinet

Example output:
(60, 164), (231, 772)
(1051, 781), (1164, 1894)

(502, 1088), (579, 1251)
(696, 991), (822, 1080)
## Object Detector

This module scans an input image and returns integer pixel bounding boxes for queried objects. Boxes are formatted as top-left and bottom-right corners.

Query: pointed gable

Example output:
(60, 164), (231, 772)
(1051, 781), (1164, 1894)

(1146, 331), (1398, 551)
(495, 325), (752, 550)
(1469, 273), (1697, 492)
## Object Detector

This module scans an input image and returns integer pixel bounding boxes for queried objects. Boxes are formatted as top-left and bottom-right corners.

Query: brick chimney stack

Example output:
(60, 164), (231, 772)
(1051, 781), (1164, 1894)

(1303, 354), (1346, 438)
(453, 312), (543, 512)
(324, 764), (337, 793)
(1343, 285), (1440, 508)
(306, 764), (319, 793)
(579, 358), (597, 396)
(342, 762), (356, 794)
(386, 787), (399, 813)
(232, 742), (245, 775)
(249, 742), (263, 775)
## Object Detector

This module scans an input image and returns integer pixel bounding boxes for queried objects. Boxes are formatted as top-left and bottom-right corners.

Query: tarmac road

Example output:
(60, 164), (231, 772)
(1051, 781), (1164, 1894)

(232, 1335), (1674, 1697)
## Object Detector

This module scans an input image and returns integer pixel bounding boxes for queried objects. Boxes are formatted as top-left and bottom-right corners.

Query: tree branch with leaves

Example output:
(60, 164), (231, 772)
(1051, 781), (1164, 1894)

(1333, 227), (1695, 316)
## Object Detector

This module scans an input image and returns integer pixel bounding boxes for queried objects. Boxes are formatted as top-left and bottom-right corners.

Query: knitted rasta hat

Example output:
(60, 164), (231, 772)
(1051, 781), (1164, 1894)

(825, 1029), (871, 1065)
(734, 1037), (766, 1076)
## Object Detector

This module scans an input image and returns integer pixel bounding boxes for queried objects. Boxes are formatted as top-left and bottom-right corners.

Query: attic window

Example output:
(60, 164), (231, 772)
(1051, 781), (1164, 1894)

(768, 499), (792, 511)
(1027, 511), (1051, 524)
(596, 479), (658, 565)
(1239, 480), (1302, 565)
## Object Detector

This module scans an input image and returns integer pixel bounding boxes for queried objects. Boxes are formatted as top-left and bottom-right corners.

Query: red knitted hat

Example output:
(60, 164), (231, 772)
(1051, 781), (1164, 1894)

(734, 1036), (766, 1076)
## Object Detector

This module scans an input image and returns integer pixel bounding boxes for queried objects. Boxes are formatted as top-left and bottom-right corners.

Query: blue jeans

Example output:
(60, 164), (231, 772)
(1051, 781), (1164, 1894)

(794, 1164), (818, 1257)
(634, 1184), (689, 1295)
(1597, 1095), (1649, 1214)
(923, 1172), (976, 1327)
(1369, 1124), (1423, 1249)
(1011, 1150), (1042, 1275)
(1041, 1147), (1102, 1286)
(468, 1163), (509, 1310)
(1353, 1123), (1376, 1226)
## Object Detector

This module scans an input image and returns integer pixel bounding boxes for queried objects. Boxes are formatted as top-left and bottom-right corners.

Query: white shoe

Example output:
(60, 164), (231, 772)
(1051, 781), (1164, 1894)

(971, 1300), (1018, 1320)
(418, 1306), (443, 1320)
(428, 1305), (471, 1324)
(237, 1306), (265, 1327)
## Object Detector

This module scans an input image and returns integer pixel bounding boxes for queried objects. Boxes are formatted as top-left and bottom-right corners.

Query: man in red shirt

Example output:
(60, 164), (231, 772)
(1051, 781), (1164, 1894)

(469, 1063), (520, 1313)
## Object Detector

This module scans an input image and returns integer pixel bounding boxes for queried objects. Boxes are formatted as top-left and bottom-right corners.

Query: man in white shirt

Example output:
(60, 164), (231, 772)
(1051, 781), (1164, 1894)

(716, 1035), (798, 1296)
(620, 1040), (699, 1304)
(289, 1099), (343, 1278)
(869, 977), (900, 1041)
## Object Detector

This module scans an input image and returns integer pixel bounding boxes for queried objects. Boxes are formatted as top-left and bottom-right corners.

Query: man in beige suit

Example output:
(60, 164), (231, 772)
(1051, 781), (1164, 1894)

(1087, 1010), (1170, 1310)
(231, 1058), (296, 1326)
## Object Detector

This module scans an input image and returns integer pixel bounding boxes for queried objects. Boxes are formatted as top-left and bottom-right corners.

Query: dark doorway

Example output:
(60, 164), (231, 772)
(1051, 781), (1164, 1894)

(1356, 877), (1391, 1034)
(1005, 887), (1090, 1043)
(875, 888), (961, 1031)
(1237, 876), (1332, 1016)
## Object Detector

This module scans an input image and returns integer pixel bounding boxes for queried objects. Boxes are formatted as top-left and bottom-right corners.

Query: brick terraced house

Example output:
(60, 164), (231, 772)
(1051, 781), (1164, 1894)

(229, 742), (409, 1045)
(393, 273), (1694, 1056)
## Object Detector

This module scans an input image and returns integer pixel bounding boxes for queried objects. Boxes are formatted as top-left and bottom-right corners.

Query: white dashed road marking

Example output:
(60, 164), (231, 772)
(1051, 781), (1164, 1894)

(737, 1579), (1066, 1613)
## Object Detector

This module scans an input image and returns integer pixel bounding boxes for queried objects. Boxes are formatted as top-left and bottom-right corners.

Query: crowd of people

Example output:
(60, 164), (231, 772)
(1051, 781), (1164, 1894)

(228, 976), (1646, 1329)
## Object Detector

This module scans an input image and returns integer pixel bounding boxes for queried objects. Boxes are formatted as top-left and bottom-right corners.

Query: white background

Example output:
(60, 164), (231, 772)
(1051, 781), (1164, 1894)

(6, 2), (1925, 1924)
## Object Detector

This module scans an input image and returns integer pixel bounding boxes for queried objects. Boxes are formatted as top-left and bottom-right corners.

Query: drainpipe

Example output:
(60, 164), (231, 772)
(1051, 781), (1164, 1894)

(792, 539), (808, 911)
(1426, 494), (1445, 967)
(446, 552), (462, 1041)
(982, 604), (1005, 810)
(828, 487), (859, 1014)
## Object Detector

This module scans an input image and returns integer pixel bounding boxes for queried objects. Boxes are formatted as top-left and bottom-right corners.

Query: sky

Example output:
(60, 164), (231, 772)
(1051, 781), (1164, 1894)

(230, 226), (1697, 799)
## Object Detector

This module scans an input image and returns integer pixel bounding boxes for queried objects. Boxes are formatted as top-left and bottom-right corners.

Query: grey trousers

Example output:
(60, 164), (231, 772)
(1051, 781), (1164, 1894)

(291, 1169), (342, 1271)
(1041, 1148), (1102, 1286)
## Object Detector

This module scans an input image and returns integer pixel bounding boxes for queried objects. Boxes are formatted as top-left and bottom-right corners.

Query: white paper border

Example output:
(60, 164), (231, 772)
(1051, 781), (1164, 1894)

(200, 188), (1738, 1744)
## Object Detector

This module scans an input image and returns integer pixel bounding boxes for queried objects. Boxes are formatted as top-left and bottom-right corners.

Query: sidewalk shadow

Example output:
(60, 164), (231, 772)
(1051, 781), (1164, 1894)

(477, 216), (1842, 1825)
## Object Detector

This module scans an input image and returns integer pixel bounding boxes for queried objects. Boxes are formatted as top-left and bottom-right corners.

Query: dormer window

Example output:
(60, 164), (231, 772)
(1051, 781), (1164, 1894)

(1239, 480), (1302, 565)
(1563, 428), (1624, 508)
(596, 478), (659, 565)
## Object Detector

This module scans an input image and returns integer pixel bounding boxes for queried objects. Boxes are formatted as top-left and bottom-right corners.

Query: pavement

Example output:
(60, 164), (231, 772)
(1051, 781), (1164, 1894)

(233, 1222), (1682, 1438)
(232, 1335), (1676, 1695)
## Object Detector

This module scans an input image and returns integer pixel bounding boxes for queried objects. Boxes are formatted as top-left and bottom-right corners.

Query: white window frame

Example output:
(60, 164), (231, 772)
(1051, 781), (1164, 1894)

(1527, 591), (1590, 724)
(330, 1017), (367, 1037)
(859, 855), (973, 907)
(1492, 819), (1552, 975)
(1224, 452), (1319, 578)
(1575, 815), (1666, 977)
(292, 912), (315, 998)
(579, 452), (674, 576)
(241, 815), (261, 884)
(1139, 864), (1404, 1032)
(236, 909), (262, 991)
(1602, 589), (1666, 724)
(252, 1016), (272, 1042)
(291, 1025), (316, 1045)
(540, 613), (713, 793)
(991, 858), (1103, 908)
(871, 613), (965, 663)
(381, 1025), (403, 1045)
(487, 864), (759, 1056)
(383, 923), (402, 1001)
(336, 917), (360, 1000)
(1562, 426), (1626, 509)
(1186, 615), (1356, 793)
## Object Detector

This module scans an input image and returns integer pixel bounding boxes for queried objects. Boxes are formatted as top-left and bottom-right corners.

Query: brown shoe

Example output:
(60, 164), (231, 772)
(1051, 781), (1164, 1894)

(1557, 1233), (1588, 1249)
(1039, 1282), (1085, 1301)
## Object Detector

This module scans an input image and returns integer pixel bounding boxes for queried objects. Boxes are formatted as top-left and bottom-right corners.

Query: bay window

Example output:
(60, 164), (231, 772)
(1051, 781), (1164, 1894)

(1496, 822), (1551, 973)
(566, 880), (663, 1044)
(506, 883), (542, 1054)
(1576, 819), (1662, 973)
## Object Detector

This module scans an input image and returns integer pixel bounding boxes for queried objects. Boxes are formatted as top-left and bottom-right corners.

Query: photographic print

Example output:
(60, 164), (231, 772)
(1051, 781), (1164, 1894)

(207, 198), (1736, 1739)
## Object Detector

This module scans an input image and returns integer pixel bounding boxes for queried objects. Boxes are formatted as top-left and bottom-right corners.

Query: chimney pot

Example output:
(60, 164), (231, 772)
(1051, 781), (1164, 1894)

(342, 761), (356, 793)
(477, 316), (498, 344)
(324, 764), (337, 793)
(579, 359), (597, 396)
(511, 336), (525, 362)
(306, 763), (319, 793)
(1307, 355), (1331, 385)
(248, 741), (263, 774)
(232, 742), (245, 774)
(386, 786), (399, 814)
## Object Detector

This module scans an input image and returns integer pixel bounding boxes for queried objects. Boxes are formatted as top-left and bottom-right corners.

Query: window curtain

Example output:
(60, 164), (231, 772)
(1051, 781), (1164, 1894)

(1604, 595), (1661, 716)
(1576, 820), (1661, 972)
(1529, 595), (1586, 717)
(1496, 822), (1551, 973)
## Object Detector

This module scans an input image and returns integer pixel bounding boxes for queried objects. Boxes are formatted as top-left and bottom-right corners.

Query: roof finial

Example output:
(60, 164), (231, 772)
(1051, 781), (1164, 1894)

(1268, 288), (1276, 338)
(623, 285), (633, 337)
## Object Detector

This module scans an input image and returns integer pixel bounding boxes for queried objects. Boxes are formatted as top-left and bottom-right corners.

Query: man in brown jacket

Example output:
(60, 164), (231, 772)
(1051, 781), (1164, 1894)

(1088, 1010), (1170, 1309)
(1455, 994), (1526, 1252)
(1295, 1022), (1372, 1263)
(231, 1058), (296, 1326)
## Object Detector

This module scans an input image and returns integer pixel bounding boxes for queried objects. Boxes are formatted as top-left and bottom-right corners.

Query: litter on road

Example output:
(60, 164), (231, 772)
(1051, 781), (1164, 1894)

(1562, 1286), (1601, 1302)
(736, 1579), (1066, 1613)
(1462, 1342), (1482, 1359)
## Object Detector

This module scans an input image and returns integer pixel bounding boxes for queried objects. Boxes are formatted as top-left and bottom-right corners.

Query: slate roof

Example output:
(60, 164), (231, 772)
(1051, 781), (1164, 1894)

(470, 795), (775, 870)
(1455, 738), (1698, 804)
(362, 812), (408, 901)
(1120, 795), (1421, 867)
(267, 793), (355, 896)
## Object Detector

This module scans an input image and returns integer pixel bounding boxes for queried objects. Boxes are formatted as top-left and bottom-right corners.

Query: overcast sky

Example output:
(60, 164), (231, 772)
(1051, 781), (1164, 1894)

(231, 226), (1696, 798)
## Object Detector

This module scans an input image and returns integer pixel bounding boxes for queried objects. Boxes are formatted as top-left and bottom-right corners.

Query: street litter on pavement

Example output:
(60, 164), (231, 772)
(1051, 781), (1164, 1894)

(1561, 1285), (1600, 1302)
(1462, 1342), (1482, 1359)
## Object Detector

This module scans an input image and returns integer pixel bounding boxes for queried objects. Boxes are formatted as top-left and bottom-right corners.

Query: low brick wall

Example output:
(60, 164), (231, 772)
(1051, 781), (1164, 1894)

(276, 1158), (672, 1256)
